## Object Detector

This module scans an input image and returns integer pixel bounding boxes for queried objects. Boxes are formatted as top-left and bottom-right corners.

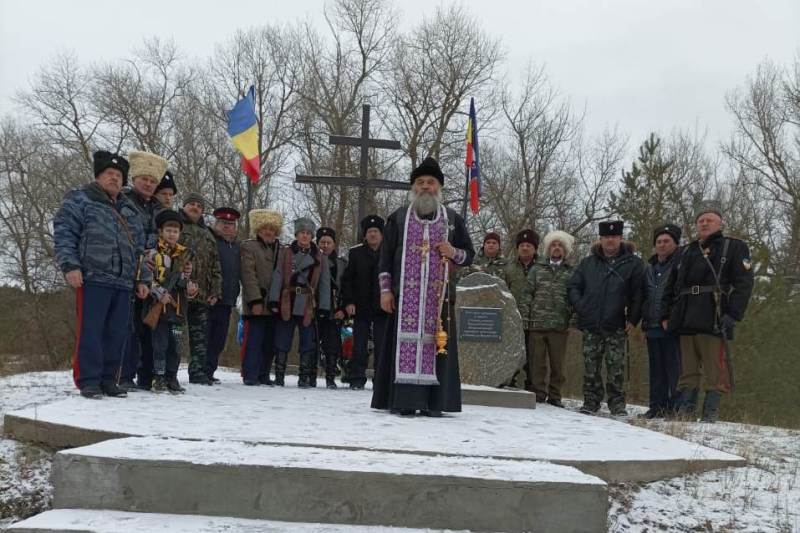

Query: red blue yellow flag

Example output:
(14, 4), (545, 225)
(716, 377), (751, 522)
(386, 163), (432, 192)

(226, 86), (260, 184)
(465, 97), (481, 214)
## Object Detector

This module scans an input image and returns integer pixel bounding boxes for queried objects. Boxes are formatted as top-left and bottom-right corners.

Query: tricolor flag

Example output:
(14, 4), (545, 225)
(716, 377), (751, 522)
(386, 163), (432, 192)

(226, 85), (261, 184)
(465, 97), (481, 214)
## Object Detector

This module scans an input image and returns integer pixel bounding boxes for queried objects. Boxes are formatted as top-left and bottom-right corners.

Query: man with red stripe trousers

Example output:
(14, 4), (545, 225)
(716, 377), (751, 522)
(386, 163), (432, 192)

(54, 151), (150, 399)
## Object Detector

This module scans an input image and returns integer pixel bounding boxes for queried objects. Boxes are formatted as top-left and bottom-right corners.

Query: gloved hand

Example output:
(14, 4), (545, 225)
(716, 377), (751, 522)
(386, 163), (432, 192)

(720, 314), (737, 331)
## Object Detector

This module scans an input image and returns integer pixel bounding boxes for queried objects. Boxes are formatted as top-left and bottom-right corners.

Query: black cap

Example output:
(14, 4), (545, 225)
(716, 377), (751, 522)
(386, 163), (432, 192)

(653, 223), (681, 245)
(410, 156), (444, 185)
(155, 171), (177, 195)
(213, 207), (241, 221)
(599, 220), (624, 236)
(515, 229), (540, 248)
(155, 209), (183, 230)
(93, 151), (129, 186)
(360, 215), (385, 235)
(316, 226), (336, 242)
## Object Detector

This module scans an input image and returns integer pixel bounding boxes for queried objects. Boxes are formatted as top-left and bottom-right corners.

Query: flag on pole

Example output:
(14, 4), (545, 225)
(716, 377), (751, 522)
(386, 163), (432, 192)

(465, 97), (481, 214)
(226, 85), (260, 184)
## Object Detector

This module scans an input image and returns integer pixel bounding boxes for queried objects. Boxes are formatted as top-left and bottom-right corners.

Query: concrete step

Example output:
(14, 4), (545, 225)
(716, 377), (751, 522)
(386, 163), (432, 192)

(7, 509), (468, 532)
(51, 436), (608, 533)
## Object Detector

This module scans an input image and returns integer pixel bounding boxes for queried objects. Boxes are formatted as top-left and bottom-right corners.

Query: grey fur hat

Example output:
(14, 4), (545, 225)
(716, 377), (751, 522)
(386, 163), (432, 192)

(293, 217), (316, 235)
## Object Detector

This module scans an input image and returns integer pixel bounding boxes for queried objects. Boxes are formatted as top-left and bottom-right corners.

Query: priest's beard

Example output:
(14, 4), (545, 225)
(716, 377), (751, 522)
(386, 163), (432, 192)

(409, 189), (442, 217)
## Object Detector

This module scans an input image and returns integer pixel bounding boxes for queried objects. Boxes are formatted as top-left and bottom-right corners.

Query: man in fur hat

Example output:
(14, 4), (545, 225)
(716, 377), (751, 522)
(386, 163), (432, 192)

(502, 229), (540, 390)
(240, 209), (283, 385)
(120, 150), (168, 391)
(568, 220), (645, 416)
(54, 151), (150, 399)
(269, 217), (331, 388)
(473, 232), (508, 278)
(661, 205), (753, 422)
(179, 193), (222, 385)
(205, 206), (242, 384)
(371, 157), (475, 417)
(315, 226), (348, 389)
(341, 215), (387, 390)
(528, 230), (575, 407)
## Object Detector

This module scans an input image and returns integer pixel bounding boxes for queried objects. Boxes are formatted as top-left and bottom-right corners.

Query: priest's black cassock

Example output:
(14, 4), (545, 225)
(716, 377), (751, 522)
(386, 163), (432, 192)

(370, 204), (475, 413)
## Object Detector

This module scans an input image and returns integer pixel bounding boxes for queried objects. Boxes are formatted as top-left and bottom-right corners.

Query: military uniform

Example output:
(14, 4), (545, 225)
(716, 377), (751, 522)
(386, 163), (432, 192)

(528, 257), (573, 404)
(503, 256), (535, 389)
(662, 229), (753, 421)
(472, 249), (509, 278)
(568, 222), (645, 415)
(179, 206), (222, 384)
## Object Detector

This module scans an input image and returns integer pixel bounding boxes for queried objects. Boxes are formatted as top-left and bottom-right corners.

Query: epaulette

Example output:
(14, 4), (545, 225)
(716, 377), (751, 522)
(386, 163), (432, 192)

(349, 243), (364, 250)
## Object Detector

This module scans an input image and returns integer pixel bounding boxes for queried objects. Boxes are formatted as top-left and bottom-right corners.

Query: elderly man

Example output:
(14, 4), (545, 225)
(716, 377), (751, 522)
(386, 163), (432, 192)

(120, 151), (168, 391)
(179, 193), (222, 385)
(269, 217), (331, 388)
(568, 220), (645, 416)
(341, 215), (387, 390)
(206, 207), (242, 384)
(240, 209), (283, 385)
(371, 157), (475, 417)
(473, 232), (508, 278)
(640, 223), (683, 419)
(528, 230), (575, 407)
(54, 151), (150, 399)
(662, 205), (753, 422)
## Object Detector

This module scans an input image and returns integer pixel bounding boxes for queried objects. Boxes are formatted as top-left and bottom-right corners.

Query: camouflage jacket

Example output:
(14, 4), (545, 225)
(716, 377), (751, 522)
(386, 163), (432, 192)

(472, 249), (509, 278)
(178, 210), (222, 304)
(123, 188), (160, 250)
(54, 182), (149, 291)
(503, 258), (536, 329)
(529, 259), (573, 332)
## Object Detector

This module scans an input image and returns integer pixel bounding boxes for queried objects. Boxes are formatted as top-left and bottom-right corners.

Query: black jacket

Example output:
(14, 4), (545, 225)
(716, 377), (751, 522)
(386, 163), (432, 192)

(212, 230), (241, 307)
(341, 243), (385, 319)
(642, 249), (681, 331)
(567, 242), (645, 332)
(661, 231), (754, 337)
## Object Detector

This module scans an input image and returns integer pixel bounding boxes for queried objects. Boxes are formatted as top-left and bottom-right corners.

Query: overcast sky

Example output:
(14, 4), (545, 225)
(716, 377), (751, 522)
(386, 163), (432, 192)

(1, 0), (798, 152)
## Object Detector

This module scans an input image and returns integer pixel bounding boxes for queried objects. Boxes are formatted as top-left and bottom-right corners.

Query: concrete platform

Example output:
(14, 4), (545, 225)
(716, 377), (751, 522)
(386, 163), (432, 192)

(7, 509), (470, 532)
(4, 370), (743, 483)
(49, 436), (606, 532)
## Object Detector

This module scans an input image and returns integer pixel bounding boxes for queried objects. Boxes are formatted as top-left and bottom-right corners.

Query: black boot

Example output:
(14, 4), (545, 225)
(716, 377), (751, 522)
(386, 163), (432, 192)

(274, 352), (288, 387)
(118, 378), (137, 392)
(298, 375), (310, 388)
(700, 391), (722, 423)
(101, 380), (128, 398)
(326, 376), (337, 389)
(308, 372), (317, 388)
(672, 388), (699, 420)
(166, 377), (185, 394)
(80, 385), (103, 399)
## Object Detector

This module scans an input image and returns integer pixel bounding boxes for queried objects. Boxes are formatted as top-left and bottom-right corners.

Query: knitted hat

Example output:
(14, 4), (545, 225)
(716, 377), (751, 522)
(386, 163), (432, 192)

(294, 217), (316, 235)
(93, 151), (129, 185)
(515, 229), (540, 248)
(599, 220), (624, 236)
(182, 192), (206, 209)
(410, 156), (444, 185)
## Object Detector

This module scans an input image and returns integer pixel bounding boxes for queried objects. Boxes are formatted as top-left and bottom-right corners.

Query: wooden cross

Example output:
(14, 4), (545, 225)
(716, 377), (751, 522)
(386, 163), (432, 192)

(295, 104), (409, 241)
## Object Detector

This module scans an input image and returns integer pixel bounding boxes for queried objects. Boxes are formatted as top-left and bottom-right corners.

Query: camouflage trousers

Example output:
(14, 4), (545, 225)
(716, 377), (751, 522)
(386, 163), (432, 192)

(582, 329), (627, 409)
(187, 302), (209, 379)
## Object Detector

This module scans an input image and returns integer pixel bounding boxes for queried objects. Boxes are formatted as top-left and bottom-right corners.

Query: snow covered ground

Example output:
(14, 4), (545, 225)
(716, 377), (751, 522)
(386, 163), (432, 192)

(1, 370), (798, 532)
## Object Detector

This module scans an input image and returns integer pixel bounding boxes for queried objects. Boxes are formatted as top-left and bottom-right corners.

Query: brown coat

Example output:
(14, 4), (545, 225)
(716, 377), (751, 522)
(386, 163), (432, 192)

(240, 237), (281, 316)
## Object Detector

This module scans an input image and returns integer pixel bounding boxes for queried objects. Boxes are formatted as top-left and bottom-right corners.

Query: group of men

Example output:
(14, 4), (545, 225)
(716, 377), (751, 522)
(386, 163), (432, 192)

(53, 149), (753, 423)
(472, 208), (753, 422)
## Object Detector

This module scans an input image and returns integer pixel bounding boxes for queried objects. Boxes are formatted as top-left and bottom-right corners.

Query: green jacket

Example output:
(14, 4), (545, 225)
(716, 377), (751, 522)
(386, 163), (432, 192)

(529, 259), (573, 332)
(178, 210), (222, 304)
(473, 249), (509, 278)
(503, 258), (535, 329)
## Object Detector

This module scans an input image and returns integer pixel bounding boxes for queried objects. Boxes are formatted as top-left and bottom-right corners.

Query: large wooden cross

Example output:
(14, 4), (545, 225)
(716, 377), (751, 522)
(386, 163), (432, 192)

(296, 104), (409, 241)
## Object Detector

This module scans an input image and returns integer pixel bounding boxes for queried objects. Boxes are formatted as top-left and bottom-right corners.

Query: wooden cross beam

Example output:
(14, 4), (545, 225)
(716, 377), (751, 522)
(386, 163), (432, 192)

(295, 104), (407, 241)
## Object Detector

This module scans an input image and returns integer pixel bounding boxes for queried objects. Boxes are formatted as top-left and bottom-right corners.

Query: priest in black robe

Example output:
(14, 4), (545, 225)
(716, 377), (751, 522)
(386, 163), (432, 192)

(371, 157), (475, 417)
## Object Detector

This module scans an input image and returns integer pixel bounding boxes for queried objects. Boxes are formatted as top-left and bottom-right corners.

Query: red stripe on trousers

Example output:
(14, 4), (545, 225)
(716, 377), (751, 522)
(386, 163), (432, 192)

(72, 286), (84, 388)
(717, 341), (731, 393)
(239, 319), (250, 377)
